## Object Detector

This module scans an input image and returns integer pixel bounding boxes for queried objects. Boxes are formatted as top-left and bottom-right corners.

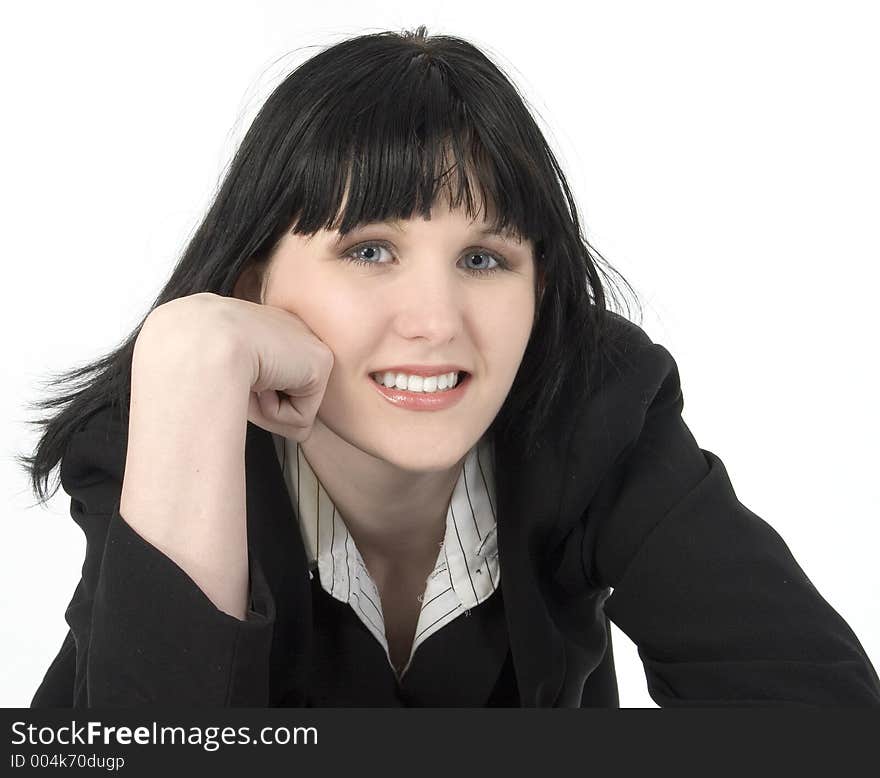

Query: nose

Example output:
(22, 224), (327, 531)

(390, 265), (465, 342)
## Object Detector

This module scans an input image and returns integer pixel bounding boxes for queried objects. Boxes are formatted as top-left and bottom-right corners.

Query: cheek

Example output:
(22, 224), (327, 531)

(476, 303), (534, 382)
(268, 274), (368, 349)
(480, 288), (535, 339)
(307, 292), (378, 352)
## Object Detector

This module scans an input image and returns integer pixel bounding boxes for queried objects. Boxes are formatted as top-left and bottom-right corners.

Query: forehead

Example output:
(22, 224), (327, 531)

(335, 213), (523, 240)
(330, 190), (523, 240)
(329, 151), (518, 223)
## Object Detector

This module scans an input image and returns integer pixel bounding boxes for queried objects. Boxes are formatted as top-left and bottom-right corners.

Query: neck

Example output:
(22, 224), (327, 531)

(297, 419), (467, 565)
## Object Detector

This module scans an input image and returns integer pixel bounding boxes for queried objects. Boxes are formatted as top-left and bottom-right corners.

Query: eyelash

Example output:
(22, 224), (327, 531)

(339, 240), (509, 277)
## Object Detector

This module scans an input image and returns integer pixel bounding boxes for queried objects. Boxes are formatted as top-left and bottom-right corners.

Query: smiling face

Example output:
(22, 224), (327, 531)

(239, 197), (540, 474)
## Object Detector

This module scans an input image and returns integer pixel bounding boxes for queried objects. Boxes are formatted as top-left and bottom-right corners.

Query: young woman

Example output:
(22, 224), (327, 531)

(20, 26), (880, 707)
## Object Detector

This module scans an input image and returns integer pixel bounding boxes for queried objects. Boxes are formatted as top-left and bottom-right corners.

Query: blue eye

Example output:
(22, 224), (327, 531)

(340, 240), (507, 276)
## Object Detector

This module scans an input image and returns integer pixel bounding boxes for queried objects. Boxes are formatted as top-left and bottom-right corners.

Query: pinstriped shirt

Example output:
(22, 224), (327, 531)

(271, 432), (501, 682)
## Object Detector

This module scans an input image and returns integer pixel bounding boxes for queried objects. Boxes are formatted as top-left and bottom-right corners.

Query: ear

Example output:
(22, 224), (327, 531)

(233, 260), (265, 304)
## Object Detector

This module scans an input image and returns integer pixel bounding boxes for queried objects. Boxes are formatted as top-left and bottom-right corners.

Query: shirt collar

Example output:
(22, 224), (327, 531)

(271, 431), (501, 677)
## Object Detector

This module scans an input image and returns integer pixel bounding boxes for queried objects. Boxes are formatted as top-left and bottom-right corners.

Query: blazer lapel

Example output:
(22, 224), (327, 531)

(493, 427), (569, 707)
(244, 421), (315, 706)
(491, 343), (615, 708)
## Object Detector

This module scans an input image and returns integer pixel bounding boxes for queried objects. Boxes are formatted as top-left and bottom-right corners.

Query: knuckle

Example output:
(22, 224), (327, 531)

(316, 344), (335, 371)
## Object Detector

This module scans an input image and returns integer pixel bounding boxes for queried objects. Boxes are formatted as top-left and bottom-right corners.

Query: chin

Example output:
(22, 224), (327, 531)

(373, 439), (471, 473)
(318, 413), (476, 471)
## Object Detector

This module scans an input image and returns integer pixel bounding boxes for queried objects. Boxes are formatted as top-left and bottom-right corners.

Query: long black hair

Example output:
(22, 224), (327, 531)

(17, 25), (641, 508)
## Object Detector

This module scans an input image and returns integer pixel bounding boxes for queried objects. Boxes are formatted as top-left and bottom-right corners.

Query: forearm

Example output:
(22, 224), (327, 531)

(120, 323), (252, 619)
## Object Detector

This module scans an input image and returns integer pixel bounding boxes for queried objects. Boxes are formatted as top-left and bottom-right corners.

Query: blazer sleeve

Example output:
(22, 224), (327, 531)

(31, 408), (276, 707)
(584, 330), (880, 707)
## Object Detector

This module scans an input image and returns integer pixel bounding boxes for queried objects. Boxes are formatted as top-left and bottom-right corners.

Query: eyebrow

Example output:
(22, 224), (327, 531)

(331, 220), (522, 244)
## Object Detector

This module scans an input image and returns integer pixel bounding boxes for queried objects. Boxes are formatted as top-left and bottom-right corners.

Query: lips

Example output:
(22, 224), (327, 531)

(368, 371), (471, 411)
(370, 370), (470, 392)
(369, 364), (469, 377)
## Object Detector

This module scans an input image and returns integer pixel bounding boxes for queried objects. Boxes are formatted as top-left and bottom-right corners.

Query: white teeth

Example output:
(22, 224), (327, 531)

(372, 371), (462, 393)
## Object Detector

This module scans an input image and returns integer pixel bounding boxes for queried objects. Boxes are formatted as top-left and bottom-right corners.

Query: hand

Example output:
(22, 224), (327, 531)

(145, 292), (334, 441)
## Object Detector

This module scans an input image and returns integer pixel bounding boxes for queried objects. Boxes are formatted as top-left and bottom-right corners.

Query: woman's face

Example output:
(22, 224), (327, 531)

(252, 202), (539, 473)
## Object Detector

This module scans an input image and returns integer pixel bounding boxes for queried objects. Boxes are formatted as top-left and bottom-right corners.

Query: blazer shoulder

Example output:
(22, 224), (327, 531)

(59, 401), (128, 516)
(577, 310), (679, 416)
(602, 309), (653, 347)
(596, 310), (661, 376)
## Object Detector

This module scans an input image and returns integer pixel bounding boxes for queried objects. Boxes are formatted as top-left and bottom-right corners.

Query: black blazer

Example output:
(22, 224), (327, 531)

(31, 313), (880, 707)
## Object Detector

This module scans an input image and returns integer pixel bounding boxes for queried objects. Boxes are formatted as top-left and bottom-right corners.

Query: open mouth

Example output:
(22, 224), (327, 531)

(369, 371), (470, 394)
(368, 371), (472, 410)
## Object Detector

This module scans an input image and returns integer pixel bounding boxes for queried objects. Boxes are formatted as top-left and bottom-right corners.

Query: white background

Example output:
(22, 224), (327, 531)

(2, 0), (878, 707)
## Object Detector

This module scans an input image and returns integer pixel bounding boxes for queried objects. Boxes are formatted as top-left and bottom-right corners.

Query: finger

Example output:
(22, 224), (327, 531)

(247, 390), (308, 440)
(260, 389), (320, 441)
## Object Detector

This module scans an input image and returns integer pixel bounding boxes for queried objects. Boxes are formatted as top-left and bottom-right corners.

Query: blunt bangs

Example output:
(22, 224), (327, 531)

(266, 45), (549, 259)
